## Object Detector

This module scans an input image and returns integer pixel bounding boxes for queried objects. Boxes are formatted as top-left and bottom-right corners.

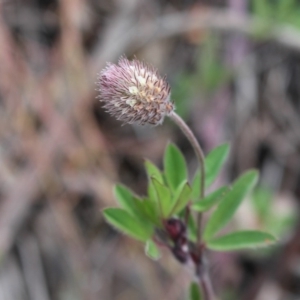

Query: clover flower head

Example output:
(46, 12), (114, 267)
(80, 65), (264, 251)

(97, 57), (174, 126)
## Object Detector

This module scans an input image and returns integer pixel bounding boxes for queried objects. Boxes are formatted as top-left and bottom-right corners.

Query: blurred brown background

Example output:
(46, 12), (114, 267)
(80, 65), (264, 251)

(1, 0), (300, 299)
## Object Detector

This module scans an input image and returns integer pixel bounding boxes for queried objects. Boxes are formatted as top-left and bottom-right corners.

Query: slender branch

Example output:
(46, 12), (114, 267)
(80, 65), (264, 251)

(169, 112), (216, 300)
(169, 111), (205, 242)
(196, 254), (216, 300)
(198, 270), (216, 300)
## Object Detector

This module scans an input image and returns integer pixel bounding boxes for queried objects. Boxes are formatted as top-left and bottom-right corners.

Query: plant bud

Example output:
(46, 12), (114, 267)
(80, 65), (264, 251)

(165, 218), (186, 242)
(97, 57), (174, 126)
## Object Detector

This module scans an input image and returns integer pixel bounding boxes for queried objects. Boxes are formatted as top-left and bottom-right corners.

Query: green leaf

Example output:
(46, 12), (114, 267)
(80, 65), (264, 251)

(205, 143), (230, 187)
(103, 208), (153, 242)
(164, 143), (187, 192)
(114, 185), (138, 216)
(206, 230), (276, 251)
(133, 197), (162, 227)
(170, 181), (192, 216)
(203, 170), (259, 240)
(188, 282), (202, 300)
(145, 240), (161, 260)
(145, 160), (163, 183)
(114, 185), (160, 226)
(152, 177), (172, 218)
(192, 186), (229, 212)
(192, 144), (230, 200)
(145, 160), (164, 202)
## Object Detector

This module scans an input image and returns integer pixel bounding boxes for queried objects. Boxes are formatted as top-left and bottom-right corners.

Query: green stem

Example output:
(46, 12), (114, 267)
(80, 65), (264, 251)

(169, 111), (205, 243)
(169, 112), (216, 300)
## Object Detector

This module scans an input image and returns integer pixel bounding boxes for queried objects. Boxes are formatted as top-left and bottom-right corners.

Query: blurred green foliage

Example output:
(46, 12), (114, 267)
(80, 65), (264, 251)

(251, 187), (297, 237)
(252, 0), (300, 28)
(172, 36), (228, 118)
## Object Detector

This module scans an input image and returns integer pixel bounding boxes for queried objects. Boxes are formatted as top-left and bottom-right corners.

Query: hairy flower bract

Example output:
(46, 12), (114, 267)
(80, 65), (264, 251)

(97, 57), (174, 126)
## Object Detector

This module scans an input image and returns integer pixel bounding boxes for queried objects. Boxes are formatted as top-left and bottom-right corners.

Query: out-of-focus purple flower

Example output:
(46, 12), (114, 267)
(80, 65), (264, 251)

(97, 57), (174, 126)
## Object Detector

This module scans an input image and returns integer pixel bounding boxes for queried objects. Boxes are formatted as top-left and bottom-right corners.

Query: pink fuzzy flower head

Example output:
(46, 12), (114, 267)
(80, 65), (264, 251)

(97, 57), (174, 126)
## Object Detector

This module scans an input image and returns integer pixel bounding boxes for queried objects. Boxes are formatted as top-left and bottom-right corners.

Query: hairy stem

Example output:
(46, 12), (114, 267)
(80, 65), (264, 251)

(169, 112), (216, 300)
(169, 111), (205, 242)
(198, 267), (216, 300)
